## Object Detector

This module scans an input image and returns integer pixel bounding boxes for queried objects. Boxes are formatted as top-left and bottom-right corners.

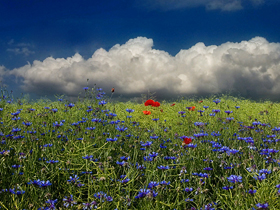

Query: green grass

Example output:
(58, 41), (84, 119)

(0, 87), (280, 210)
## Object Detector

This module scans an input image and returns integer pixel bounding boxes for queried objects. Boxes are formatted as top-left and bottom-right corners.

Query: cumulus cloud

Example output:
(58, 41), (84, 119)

(139, 0), (266, 11)
(2, 36), (280, 103)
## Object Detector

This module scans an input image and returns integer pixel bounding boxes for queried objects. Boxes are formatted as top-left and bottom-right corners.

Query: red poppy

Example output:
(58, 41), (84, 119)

(170, 103), (175, 106)
(187, 106), (196, 111)
(144, 99), (155, 106)
(142, 110), (151, 115)
(152, 101), (161, 107)
(111, 88), (115, 93)
(198, 100), (203, 103)
(160, 109), (163, 112)
(183, 137), (192, 145)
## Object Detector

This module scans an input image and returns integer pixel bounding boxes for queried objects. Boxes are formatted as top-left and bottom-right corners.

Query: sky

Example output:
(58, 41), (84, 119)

(1, 0), (280, 104)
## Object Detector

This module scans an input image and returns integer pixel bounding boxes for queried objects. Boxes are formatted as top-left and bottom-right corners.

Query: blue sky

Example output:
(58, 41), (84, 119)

(1, 0), (280, 103)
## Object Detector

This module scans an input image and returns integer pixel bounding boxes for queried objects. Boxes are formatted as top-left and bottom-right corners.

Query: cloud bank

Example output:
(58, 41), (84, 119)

(2, 36), (280, 103)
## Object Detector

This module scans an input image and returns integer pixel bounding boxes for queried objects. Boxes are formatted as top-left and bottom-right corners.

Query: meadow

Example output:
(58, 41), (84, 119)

(0, 86), (280, 210)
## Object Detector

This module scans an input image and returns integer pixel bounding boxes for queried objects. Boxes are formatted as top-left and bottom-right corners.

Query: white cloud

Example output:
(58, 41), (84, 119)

(7, 47), (35, 56)
(3, 36), (280, 103)
(206, 0), (242, 11)
(7, 40), (34, 56)
(138, 0), (267, 11)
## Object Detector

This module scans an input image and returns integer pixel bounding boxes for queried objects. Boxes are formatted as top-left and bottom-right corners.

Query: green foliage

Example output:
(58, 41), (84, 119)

(0, 92), (280, 209)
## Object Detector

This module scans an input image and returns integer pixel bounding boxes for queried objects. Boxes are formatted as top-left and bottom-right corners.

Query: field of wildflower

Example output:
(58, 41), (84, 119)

(0, 85), (280, 210)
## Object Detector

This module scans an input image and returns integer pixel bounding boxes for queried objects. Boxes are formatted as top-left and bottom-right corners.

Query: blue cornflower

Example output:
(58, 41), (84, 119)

(53, 121), (63, 127)
(120, 156), (130, 161)
(80, 171), (92, 175)
(186, 143), (197, 148)
(247, 189), (257, 194)
(164, 156), (174, 160)
(159, 181), (170, 185)
(106, 137), (118, 142)
(63, 195), (77, 208)
(225, 110), (233, 115)
(11, 111), (21, 116)
(255, 202), (269, 209)
(198, 173), (210, 178)
(149, 152), (158, 157)
(116, 125), (128, 132)
(82, 201), (97, 209)
(203, 167), (213, 171)
(40, 181), (52, 188)
(148, 181), (159, 189)
(28, 179), (42, 186)
(77, 183), (84, 187)
(136, 164), (146, 170)
(213, 99), (221, 104)
(118, 178), (130, 184)
(98, 100), (107, 106)
(184, 187), (193, 192)
(11, 128), (21, 133)
(212, 109), (220, 113)
(253, 173), (266, 181)
(227, 175), (242, 183)
(201, 202), (217, 210)
(150, 135), (159, 139)
(222, 186), (234, 190)
(194, 122), (205, 126)
(45, 199), (58, 210)
(135, 188), (158, 199)
(106, 196), (113, 202)
(157, 165), (170, 170)
(92, 118), (102, 123)
(144, 156), (153, 161)
(9, 188), (25, 195)
(67, 175), (80, 183)
(82, 155), (93, 160)
(141, 141), (153, 147)
(22, 121), (32, 126)
(12, 164), (22, 168)
(94, 191), (113, 201)
(258, 169), (271, 175)
(227, 149), (239, 155)
(126, 108), (134, 113)
(65, 103), (75, 108)
(116, 161), (128, 166)
(46, 160), (59, 164)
